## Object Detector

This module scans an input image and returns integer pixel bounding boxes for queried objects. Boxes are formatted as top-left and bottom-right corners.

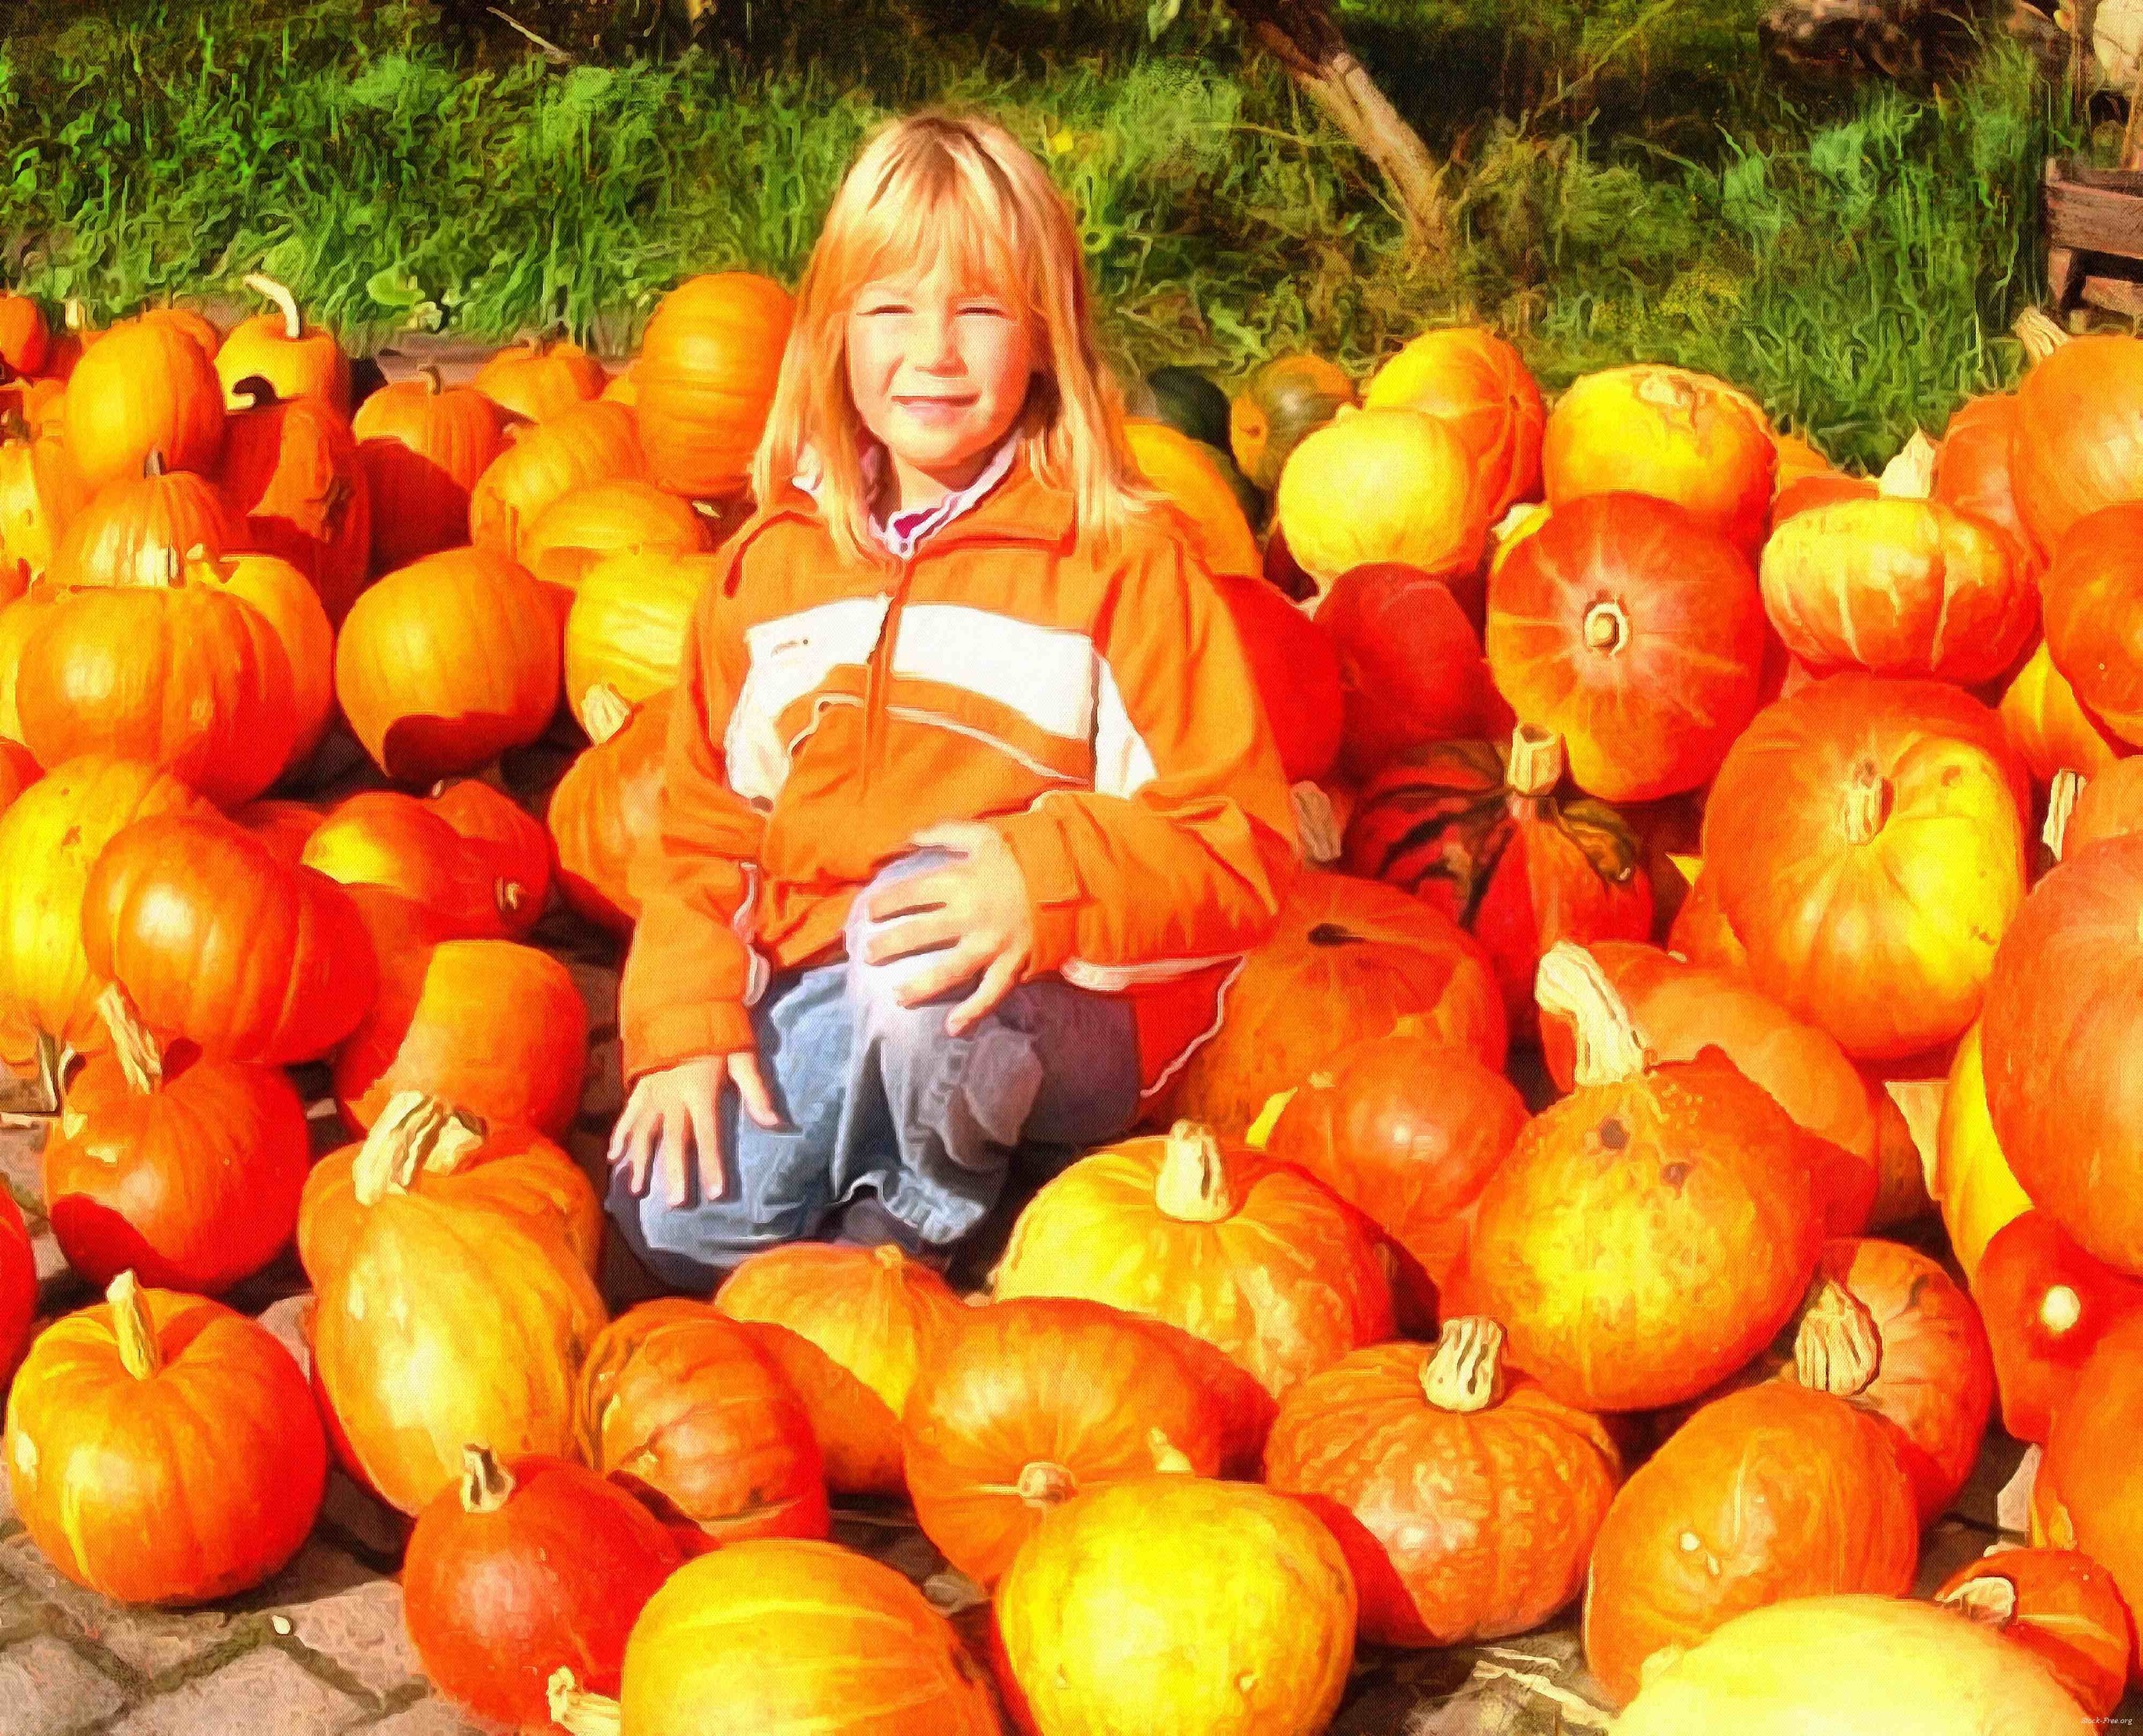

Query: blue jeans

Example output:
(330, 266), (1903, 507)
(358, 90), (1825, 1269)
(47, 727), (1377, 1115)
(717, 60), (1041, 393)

(606, 849), (1144, 1291)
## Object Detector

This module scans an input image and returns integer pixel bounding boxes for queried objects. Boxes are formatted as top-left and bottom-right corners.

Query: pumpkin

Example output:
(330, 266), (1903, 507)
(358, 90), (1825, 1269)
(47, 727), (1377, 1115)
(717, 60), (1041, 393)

(1362, 324), (1545, 523)
(1935, 390), (2040, 574)
(1937, 1550), (2132, 1719)
(1344, 725), (1652, 1037)
(634, 272), (794, 499)
(0, 1188), (31, 1381)
(519, 478), (710, 626)
(548, 685), (671, 934)
(0, 754), (210, 1064)
(1975, 1211), (2143, 1446)
(80, 810), (376, 1065)
(230, 796), (326, 862)
(1464, 943), (1823, 1412)
(425, 777), (553, 934)
(1537, 941), (1883, 1238)
(995, 1475), (1355, 1736)
(0, 738), (33, 812)
(1541, 363), (1776, 551)
(1260, 518), (1317, 602)
(298, 1090), (603, 1288)
(50, 451), (243, 588)
(992, 1120), (1393, 1401)
(302, 788), (538, 940)
(2062, 757), (2143, 857)
(402, 1446), (680, 1726)
(1229, 351), (1357, 492)
(563, 549), (718, 727)
(61, 317), (224, 491)
(1486, 491), (1767, 802)
(550, 1540), (1002, 1736)
(1769, 469), (1876, 532)
(213, 274), (350, 413)
(1264, 1318), (1622, 1647)
(1315, 562), (1512, 782)
(0, 293), (49, 376)
(333, 936), (588, 1136)
(1930, 1019), (2030, 1285)
(1261, 1028), (1526, 1327)
(576, 1299), (829, 1545)
(1121, 417), (1261, 579)
(1702, 674), (2029, 1060)
(196, 550), (335, 774)
(900, 1296), (1235, 1584)
(2, 1271), (326, 1605)
(1612, 1594), (2092, 1735)
(1583, 1382), (1920, 1705)
(472, 335), (609, 425)
(351, 365), (505, 572)
(129, 304), (222, 364)
(2000, 639), (2129, 791)
(1662, 861), (1749, 973)
(1139, 365), (1230, 447)
(2042, 503), (2143, 746)
(2041, 1312), (2143, 1683)
(1760, 431), (2037, 684)
(1982, 833), (2143, 1271)
(335, 546), (562, 784)
(216, 382), (372, 625)
(17, 548), (297, 805)
(1273, 406), (1488, 593)
(470, 399), (646, 558)
(2012, 331), (2143, 557)
(0, 407), (90, 588)
(1159, 872), (1504, 1135)
(1210, 573), (1342, 783)
(714, 1241), (961, 1496)
(43, 985), (309, 1294)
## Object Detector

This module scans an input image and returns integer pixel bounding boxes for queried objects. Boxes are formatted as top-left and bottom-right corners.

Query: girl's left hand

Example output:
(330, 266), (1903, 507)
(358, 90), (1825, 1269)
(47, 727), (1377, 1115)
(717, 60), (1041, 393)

(862, 822), (1036, 1035)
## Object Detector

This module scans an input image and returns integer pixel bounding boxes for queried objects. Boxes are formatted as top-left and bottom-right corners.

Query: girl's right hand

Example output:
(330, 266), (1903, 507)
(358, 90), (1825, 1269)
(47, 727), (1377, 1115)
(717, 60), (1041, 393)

(609, 1051), (784, 1209)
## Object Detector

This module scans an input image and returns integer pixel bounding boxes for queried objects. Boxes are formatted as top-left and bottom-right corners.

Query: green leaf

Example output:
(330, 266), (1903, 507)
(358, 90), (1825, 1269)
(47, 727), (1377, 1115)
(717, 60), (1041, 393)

(364, 266), (421, 309)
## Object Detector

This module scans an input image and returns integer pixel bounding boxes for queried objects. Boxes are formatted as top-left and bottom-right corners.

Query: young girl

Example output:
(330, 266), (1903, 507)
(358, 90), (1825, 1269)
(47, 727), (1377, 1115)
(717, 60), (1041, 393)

(605, 107), (1298, 1291)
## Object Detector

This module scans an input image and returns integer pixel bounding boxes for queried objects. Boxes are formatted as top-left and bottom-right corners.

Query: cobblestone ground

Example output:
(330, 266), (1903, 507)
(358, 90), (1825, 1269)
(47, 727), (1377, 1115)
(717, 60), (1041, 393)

(1, 726), (2137, 1733)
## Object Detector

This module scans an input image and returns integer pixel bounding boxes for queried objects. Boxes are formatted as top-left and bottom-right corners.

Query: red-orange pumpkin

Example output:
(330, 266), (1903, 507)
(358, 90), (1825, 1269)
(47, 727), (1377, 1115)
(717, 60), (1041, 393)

(1936, 1548), (2133, 1719)
(302, 789), (538, 940)
(1934, 391), (2040, 575)
(1975, 1209), (2143, 1447)
(351, 366), (504, 572)
(425, 777), (553, 934)
(2011, 330), (2143, 558)
(0, 293), (49, 377)
(216, 383), (372, 626)
(1212, 571), (1343, 782)
(0, 1188), (34, 1381)
(2062, 758), (2143, 856)
(2042, 503), (2143, 747)
(207, 549), (337, 774)
(2041, 1311), (2143, 1683)
(546, 685), (670, 934)
(634, 273), (795, 499)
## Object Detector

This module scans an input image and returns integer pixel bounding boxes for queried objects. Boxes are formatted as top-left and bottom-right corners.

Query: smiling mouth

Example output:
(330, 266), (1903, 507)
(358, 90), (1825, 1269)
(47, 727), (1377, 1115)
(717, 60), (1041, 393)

(897, 396), (975, 405)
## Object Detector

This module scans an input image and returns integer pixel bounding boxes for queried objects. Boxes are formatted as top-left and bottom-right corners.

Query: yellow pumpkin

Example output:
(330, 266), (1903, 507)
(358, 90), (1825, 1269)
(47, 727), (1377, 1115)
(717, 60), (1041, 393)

(1273, 406), (1489, 595)
(1121, 418), (1260, 578)
(1932, 1021), (2030, 1286)
(563, 549), (718, 729)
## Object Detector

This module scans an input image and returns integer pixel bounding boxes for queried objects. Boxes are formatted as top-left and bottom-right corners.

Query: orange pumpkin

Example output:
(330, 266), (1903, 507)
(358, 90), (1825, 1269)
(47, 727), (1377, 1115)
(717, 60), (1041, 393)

(1930, 1019), (2030, 1286)
(216, 382), (372, 625)
(471, 335), (608, 424)
(634, 272), (795, 499)
(563, 548), (717, 727)
(2041, 1311), (2143, 1681)
(547, 685), (671, 934)
(1934, 390), (2040, 574)
(2042, 503), (2143, 746)
(351, 365), (505, 572)
(302, 787), (544, 941)
(2012, 330), (2143, 557)
(469, 399), (646, 558)
(2064, 757), (2143, 855)
(0, 293), (49, 376)
(1936, 1548), (2132, 1719)
(1665, 860), (1750, 974)
(425, 777), (553, 932)
(1975, 1210), (2143, 1447)
(62, 318), (225, 491)
(0, 740), (34, 818)
(50, 451), (243, 588)
(213, 274), (350, 413)
(2000, 638), (2129, 792)
(1121, 417), (1261, 579)
(1362, 325), (1545, 523)
(0, 1187), (32, 1381)
(518, 477), (710, 626)
(0, 407), (90, 589)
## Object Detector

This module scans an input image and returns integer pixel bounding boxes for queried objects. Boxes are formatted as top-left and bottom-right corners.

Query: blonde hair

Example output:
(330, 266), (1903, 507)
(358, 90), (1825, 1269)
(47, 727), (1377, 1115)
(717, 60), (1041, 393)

(750, 107), (1171, 574)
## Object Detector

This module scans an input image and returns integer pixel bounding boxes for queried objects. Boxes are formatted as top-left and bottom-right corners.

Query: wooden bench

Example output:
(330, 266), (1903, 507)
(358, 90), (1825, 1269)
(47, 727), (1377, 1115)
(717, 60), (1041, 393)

(2045, 158), (2143, 320)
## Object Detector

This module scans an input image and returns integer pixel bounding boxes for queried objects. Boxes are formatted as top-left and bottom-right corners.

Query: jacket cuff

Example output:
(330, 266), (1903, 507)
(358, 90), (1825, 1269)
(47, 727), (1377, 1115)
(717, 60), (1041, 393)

(623, 1000), (757, 1086)
(991, 806), (1086, 977)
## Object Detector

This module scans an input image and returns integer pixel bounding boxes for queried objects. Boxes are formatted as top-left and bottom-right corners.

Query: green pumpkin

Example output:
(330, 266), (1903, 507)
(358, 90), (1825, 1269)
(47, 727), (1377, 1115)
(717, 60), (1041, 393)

(1144, 366), (1233, 451)
(1196, 439), (1266, 533)
(1228, 354), (1357, 493)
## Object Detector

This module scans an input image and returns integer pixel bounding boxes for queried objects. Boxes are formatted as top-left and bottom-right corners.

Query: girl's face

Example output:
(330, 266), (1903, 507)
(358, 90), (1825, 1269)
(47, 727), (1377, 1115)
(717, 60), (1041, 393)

(846, 250), (1036, 513)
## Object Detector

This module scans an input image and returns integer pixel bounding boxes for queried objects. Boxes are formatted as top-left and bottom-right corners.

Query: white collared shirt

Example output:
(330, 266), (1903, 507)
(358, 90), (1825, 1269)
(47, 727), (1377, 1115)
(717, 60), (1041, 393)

(793, 430), (1022, 560)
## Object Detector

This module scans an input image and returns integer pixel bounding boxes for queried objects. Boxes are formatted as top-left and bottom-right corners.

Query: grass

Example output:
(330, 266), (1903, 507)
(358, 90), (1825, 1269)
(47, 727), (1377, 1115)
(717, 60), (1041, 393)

(0, 0), (2111, 469)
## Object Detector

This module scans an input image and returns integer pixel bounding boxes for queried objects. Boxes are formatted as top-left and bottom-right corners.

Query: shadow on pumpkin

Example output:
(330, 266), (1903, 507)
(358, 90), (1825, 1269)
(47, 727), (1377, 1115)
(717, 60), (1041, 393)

(376, 711), (545, 786)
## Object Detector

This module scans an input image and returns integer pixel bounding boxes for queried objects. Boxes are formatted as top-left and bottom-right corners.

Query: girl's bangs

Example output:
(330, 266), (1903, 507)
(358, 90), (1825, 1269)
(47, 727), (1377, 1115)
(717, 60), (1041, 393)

(846, 168), (1037, 312)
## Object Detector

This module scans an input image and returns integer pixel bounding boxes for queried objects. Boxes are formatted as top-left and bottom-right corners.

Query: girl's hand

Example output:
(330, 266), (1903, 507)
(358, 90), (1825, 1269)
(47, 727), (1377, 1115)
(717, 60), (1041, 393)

(863, 822), (1036, 1036)
(609, 1051), (784, 1209)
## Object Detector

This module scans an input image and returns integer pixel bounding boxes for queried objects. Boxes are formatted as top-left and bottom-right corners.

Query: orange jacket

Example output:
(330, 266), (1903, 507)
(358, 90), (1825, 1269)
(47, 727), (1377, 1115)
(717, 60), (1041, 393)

(618, 448), (1299, 1096)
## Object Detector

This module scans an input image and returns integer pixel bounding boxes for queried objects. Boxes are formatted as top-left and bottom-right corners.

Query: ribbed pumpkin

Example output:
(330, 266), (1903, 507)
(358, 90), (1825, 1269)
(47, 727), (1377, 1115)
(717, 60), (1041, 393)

(2011, 328), (2143, 557)
(333, 936), (588, 1137)
(2060, 758), (2143, 857)
(993, 1120), (1393, 1401)
(1274, 406), (1488, 593)
(634, 272), (794, 499)
(216, 382), (372, 625)
(18, 547), (297, 805)
(1976, 1210), (2143, 1447)
(351, 365), (504, 572)
(564, 549), (717, 727)
(2, 1273), (326, 1606)
(1931, 1020), (2030, 1286)
(2040, 1311), (2143, 1686)
(50, 451), (243, 588)
(62, 317), (225, 491)
(2000, 639), (2129, 790)
(1229, 351), (1357, 492)
(298, 1091), (603, 1288)
(1702, 675), (2029, 1060)
(1936, 1549), (2132, 1719)
(335, 546), (561, 784)
(127, 305), (222, 364)
(1582, 1382), (1920, 1705)
(1264, 1319), (1623, 1647)
(1541, 363), (1776, 551)
(548, 685), (670, 934)
(1934, 390), (2039, 574)
(1160, 872), (1504, 1135)
(2042, 503), (2143, 746)
(995, 1476), (1356, 1736)
(43, 987), (311, 1294)
(0, 408), (89, 588)
(471, 336), (608, 424)
(213, 274), (350, 413)
(519, 478), (710, 625)
(230, 796), (326, 862)
(1464, 944), (1823, 1412)
(302, 788), (541, 940)
(0, 589), (55, 743)
(1362, 325), (1545, 523)
(207, 549), (336, 773)
(80, 810), (375, 1065)
(425, 777), (553, 930)
(576, 1299), (828, 1545)
(1212, 574), (1343, 783)
(1122, 417), (1261, 578)
(1486, 491), (1767, 802)
(469, 399), (646, 558)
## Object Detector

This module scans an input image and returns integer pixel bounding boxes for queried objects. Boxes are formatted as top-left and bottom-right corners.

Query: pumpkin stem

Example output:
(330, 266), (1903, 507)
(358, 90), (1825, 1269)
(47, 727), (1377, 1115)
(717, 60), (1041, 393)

(581, 683), (635, 745)
(1153, 1121), (1234, 1223)
(1534, 942), (1652, 1087)
(459, 1445), (516, 1514)
(94, 983), (165, 1096)
(1421, 1317), (1508, 1414)
(1939, 1574), (2019, 1629)
(1507, 724), (1565, 798)
(418, 364), (444, 397)
(34, 1030), (65, 1117)
(63, 298), (88, 334)
(108, 1271), (163, 1381)
(2013, 306), (2070, 363)
(1290, 780), (1342, 865)
(2044, 769), (2083, 864)
(1147, 1427), (1195, 1475)
(0, 409), (28, 444)
(497, 879), (526, 919)
(1015, 1460), (1078, 1508)
(870, 1244), (906, 1274)
(1876, 430), (1938, 501)
(2041, 1283), (2084, 1335)
(546, 1670), (624, 1736)
(351, 1091), (488, 1204)
(1840, 758), (1888, 845)
(243, 272), (304, 343)
(1632, 369), (1696, 418)
(1581, 600), (1629, 655)
(1790, 1274), (1881, 1397)
(143, 448), (167, 479)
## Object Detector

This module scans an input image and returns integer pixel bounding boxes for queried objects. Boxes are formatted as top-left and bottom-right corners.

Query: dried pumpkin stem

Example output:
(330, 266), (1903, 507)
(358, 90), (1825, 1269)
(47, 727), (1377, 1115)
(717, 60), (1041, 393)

(459, 1445), (516, 1515)
(497, 880), (526, 920)
(1147, 1428), (1195, 1475)
(1840, 759), (1888, 846)
(1533, 942), (1651, 1087)
(1791, 1274), (1881, 1397)
(143, 448), (167, 479)
(1015, 1461), (1078, 1508)
(1939, 1574), (2019, 1628)
(2044, 770), (2084, 864)
(63, 298), (87, 335)
(417, 364), (444, 397)
(2041, 1283), (2083, 1334)
(871, 1244), (906, 1274)
(1154, 1121), (1234, 1223)
(2013, 306), (2070, 364)
(1507, 725), (1565, 798)
(94, 983), (165, 1096)
(1421, 1317), (1508, 1414)
(108, 1271), (163, 1381)
(1290, 781), (1342, 865)
(547, 1670), (624, 1736)
(350, 1091), (488, 1204)
(1876, 430), (1938, 501)
(580, 683), (635, 745)
(1581, 601), (1629, 655)
(243, 273), (304, 342)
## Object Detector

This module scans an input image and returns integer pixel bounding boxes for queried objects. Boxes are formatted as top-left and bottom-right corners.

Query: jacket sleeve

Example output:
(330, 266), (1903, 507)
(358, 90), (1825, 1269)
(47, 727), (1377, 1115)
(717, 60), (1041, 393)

(618, 561), (767, 1083)
(987, 525), (1299, 982)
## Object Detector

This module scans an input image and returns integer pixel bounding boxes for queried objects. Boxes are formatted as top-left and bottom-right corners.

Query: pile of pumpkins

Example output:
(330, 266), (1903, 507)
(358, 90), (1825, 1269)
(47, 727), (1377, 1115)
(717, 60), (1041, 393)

(2, 261), (2143, 1734)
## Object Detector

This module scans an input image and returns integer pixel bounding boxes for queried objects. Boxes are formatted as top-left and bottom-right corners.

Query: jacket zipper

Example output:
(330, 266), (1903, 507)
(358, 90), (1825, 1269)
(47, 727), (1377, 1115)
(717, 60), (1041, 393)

(863, 553), (918, 781)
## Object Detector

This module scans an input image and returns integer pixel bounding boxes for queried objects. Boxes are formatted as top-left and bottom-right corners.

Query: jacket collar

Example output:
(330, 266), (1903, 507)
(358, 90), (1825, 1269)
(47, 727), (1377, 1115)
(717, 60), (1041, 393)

(760, 435), (1077, 555)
